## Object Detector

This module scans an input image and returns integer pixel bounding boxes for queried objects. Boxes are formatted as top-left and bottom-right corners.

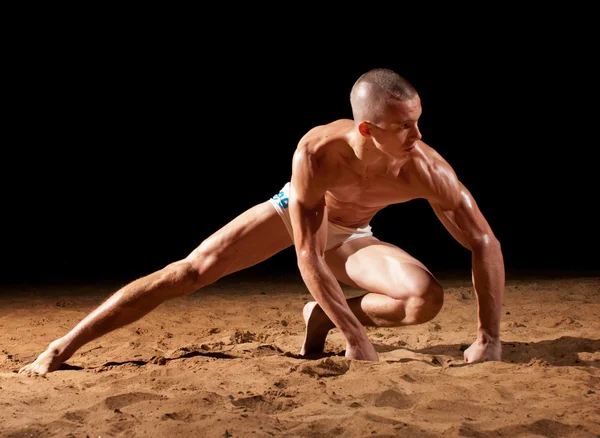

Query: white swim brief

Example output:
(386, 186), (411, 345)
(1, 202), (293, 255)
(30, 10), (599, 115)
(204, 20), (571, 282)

(268, 182), (374, 251)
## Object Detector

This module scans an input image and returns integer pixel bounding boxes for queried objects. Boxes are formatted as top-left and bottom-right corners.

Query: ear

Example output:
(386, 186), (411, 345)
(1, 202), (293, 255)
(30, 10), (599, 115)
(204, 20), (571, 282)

(358, 121), (371, 137)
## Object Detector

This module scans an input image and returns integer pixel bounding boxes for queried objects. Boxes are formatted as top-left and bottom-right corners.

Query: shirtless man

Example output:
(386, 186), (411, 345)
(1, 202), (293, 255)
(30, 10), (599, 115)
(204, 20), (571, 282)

(19, 68), (504, 376)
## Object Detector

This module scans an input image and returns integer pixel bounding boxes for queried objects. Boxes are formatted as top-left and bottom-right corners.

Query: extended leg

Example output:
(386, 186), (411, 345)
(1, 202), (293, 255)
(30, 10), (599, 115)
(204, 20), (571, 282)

(19, 201), (293, 376)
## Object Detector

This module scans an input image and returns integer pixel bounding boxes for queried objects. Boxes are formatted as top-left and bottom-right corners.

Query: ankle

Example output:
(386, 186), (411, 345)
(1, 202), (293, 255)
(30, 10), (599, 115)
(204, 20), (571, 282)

(47, 338), (70, 359)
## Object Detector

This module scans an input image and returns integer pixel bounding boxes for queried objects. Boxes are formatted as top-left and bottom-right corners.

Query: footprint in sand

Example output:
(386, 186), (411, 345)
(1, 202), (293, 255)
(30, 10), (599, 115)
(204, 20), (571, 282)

(252, 344), (284, 357)
(230, 393), (296, 413)
(373, 389), (413, 409)
(296, 357), (351, 378)
(103, 392), (167, 410)
(62, 410), (87, 424)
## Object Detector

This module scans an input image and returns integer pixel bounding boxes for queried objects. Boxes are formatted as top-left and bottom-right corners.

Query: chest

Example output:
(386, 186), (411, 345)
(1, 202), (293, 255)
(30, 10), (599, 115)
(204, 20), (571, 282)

(327, 167), (420, 207)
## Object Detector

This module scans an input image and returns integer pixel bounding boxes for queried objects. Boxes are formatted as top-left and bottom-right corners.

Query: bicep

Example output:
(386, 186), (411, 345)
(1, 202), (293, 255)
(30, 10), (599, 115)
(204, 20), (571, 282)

(430, 182), (497, 251)
(289, 148), (329, 256)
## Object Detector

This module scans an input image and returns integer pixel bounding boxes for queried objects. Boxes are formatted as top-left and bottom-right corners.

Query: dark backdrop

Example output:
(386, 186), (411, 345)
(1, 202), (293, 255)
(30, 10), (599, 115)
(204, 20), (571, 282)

(2, 32), (598, 284)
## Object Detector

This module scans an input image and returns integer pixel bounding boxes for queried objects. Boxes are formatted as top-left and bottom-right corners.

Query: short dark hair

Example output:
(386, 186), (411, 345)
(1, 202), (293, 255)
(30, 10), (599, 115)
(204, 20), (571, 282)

(350, 68), (418, 124)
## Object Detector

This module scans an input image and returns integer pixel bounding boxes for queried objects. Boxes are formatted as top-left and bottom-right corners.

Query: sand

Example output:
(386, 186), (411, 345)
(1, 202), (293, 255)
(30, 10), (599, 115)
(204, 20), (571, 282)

(1, 272), (599, 437)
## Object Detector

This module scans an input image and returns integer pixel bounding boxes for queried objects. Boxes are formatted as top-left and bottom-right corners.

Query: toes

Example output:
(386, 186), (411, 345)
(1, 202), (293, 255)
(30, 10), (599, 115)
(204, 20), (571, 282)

(19, 367), (37, 377)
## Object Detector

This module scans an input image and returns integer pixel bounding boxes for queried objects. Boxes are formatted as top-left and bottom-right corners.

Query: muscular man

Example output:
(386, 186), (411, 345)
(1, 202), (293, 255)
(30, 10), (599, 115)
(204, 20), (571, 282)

(19, 68), (504, 376)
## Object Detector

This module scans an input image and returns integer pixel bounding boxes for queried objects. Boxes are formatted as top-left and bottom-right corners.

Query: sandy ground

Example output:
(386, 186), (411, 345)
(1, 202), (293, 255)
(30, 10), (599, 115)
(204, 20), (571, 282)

(1, 272), (599, 437)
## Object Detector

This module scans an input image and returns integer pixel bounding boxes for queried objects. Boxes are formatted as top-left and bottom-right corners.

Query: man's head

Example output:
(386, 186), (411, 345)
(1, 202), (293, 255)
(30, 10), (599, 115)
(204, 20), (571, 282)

(350, 68), (418, 124)
(350, 68), (423, 157)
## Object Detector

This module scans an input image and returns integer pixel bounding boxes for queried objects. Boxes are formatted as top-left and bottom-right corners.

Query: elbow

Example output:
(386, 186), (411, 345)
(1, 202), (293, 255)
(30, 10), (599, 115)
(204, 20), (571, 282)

(470, 233), (501, 254)
(295, 246), (325, 270)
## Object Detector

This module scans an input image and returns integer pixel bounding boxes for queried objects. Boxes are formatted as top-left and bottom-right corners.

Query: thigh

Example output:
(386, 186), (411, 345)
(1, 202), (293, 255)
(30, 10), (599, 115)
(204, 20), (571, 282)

(325, 236), (439, 300)
(186, 201), (293, 277)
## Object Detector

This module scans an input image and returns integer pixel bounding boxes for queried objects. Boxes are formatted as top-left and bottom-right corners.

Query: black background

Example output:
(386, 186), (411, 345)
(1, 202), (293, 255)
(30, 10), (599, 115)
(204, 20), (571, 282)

(2, 21), (598, 285)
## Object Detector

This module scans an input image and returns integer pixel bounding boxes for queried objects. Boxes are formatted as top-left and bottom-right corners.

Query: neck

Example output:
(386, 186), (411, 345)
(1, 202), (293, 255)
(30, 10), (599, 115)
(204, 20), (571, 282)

(347, 131), (383, 165)
(346, 130), (413, 176)
(348, 131), (390, 169)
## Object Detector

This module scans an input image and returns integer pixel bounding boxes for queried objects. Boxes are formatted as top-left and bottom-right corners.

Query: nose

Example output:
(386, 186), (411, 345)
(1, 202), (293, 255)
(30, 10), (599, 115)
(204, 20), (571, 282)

(409, 125), (422, 142)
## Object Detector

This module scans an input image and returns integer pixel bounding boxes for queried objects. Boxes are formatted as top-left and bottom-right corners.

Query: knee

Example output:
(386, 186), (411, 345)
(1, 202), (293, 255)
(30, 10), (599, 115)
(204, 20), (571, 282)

(405, 279), (444, 325)
(152, 261), (202, 298)
(183, 237), (229, 288)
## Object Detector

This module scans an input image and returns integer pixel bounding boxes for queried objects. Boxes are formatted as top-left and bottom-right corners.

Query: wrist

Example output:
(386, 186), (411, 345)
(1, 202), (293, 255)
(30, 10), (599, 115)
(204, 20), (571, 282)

(344, 326), (371, 347)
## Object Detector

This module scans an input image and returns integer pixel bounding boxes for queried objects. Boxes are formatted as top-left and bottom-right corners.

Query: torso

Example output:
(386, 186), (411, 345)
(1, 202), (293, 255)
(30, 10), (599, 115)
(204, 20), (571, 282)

(297, 119), (451, 229)
(324, 157), (421, 227)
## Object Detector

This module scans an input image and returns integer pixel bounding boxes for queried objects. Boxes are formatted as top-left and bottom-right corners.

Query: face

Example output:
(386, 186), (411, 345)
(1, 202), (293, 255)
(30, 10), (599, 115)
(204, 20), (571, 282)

(361, 95), (423, 158)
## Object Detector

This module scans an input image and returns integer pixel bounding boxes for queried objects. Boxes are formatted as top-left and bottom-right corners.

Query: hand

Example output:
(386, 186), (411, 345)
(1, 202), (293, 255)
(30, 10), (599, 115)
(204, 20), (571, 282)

(345, 340), (379, 361)
(463, 337), (502, 364)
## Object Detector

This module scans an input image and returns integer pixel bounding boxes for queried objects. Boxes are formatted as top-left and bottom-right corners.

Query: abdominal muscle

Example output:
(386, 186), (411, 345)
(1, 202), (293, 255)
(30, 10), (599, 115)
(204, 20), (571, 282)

(324, 189), (416, 229)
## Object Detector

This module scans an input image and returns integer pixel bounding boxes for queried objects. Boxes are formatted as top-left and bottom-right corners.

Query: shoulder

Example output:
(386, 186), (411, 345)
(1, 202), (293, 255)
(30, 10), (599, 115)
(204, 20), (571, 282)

(292, 120), (354, 178)
(409, 141), (463, 208)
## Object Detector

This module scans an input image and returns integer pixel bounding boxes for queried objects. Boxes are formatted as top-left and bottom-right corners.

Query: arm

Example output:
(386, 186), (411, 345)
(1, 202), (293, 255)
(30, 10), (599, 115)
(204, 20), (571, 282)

(289, 145), (378, 361)
(429, 180), (505, 363)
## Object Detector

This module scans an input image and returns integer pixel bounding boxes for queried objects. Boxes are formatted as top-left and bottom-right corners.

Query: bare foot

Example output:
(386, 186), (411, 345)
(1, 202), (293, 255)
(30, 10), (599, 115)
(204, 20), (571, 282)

(300, 301), (334, 357)
(18, 347), (64, 377)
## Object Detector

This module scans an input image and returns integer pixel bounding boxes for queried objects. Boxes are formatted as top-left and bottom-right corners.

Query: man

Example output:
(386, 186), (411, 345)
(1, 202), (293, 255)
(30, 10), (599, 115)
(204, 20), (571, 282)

(19, 68), (504, 376)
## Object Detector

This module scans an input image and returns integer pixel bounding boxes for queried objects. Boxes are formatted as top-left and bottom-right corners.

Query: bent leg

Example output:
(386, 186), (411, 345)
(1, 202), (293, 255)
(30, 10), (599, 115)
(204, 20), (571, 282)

(19, 201), (293, 376)
(301, 236), (444, 355)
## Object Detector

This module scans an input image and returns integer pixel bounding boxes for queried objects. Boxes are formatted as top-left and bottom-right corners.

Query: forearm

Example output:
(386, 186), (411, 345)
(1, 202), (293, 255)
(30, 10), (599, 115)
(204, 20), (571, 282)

(471, 239), (505, 339)
(297, 255), (367, 345)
